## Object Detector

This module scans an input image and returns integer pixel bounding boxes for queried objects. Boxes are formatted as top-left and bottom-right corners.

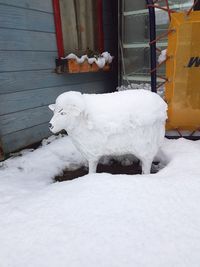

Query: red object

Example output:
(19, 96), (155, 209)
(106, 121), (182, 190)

(187, 0), (199, 15)
(52, 0), (104, 58)
(165, 0), (171, 21)
(97, 0), (104, 53)
(52, 0), (64, 58)
(147, 4), (176, 13)
(149, 29), (174, 45)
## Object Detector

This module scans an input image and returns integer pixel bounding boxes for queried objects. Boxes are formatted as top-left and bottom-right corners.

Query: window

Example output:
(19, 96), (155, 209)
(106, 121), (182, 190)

(53, 0), (104, 58)
(120, 0), (194, 84)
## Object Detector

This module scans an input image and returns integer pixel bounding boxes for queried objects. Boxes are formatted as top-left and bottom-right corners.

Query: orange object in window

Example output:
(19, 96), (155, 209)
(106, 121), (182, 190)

(67, 59), (111, 73)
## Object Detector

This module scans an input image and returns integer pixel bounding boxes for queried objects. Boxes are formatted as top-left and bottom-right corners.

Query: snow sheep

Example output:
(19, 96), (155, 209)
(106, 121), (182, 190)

(49, 90), (167, 174)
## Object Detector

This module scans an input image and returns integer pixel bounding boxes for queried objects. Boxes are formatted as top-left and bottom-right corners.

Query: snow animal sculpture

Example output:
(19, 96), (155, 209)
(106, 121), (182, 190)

(49, 90), (167, 174)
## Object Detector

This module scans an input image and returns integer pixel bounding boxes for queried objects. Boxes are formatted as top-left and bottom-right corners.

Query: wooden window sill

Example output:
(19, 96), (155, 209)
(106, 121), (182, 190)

(55, 58), (111, 74)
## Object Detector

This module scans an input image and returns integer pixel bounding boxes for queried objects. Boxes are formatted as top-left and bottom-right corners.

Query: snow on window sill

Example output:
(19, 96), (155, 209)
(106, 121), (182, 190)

(55, 52), (113, 74)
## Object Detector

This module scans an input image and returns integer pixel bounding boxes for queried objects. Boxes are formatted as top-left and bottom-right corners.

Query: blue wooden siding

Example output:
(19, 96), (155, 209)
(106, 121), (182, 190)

(0, 0), (117, 154)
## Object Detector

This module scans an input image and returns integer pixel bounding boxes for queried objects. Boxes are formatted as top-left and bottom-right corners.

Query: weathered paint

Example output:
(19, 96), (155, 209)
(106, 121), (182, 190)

(0, 5), (55, 32)
(0, 71), (110, 95)
(0, 29), (57, 51)
(0, 0), (117, 155)
(0, 0), (53, 12)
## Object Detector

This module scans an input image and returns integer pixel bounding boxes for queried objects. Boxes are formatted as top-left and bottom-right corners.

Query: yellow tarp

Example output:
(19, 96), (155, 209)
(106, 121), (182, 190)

(165, 11), (200, 131)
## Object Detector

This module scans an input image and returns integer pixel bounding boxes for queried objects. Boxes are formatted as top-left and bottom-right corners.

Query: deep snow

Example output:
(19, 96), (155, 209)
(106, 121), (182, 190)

(0, 135), (200, 267)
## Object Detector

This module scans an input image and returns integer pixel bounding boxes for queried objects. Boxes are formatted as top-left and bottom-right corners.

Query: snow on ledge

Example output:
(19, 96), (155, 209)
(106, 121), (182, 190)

(62, 51), (113, 69)
(158, 49), (167, 64)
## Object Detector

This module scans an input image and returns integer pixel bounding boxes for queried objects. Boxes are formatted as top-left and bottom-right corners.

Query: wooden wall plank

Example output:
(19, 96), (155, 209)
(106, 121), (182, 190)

(102, 0), (113, 12)
(0, 0), (53, 13)
(0, 29), (56, 51)
(104, 39), (115, 54)
(1, 123), (51, 154)
(0, 80), (113, 116)
(0, 106), (51, 136)
(0, 5), (55, 32)
(103, 12), (114, 26)
(0, 70), (112, 94)
(104, 24), (116, 38)
(0, 51), (57, 72)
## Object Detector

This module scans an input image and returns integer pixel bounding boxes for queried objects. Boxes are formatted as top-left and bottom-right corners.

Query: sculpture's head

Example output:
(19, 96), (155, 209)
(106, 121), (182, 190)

(49, 91), (85, 133)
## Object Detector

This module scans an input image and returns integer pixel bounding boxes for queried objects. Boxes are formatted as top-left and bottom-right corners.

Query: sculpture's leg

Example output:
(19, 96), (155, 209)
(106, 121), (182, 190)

(88, 159), (98, 174)
(141, 158), (153, 174)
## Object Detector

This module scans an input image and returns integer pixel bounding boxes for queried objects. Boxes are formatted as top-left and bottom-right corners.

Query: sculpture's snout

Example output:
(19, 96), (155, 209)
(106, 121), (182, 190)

(49, 123), (53, 129)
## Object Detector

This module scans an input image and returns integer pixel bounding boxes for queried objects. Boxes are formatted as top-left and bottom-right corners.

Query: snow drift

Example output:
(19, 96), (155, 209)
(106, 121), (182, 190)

(49, 90), (167, 174)
(1, 136), (200, 267)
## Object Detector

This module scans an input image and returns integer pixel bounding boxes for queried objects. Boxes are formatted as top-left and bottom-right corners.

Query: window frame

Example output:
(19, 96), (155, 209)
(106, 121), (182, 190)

(52, 0), (104, 58)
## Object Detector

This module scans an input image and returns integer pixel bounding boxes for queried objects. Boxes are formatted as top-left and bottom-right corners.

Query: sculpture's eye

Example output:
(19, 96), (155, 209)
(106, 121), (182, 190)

(57, 109), (66, 115)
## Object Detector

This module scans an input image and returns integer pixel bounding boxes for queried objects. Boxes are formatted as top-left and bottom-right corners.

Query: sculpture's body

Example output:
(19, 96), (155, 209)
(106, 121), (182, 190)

(49, 90), (167, 174)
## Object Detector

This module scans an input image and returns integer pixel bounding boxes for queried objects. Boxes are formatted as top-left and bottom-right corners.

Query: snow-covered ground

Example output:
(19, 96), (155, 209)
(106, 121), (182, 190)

(117, 82), (165, 98)
(0, 135), (200, 267)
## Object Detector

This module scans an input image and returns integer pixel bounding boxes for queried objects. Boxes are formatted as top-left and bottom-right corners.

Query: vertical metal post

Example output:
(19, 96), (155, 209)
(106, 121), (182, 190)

(146, 0), (157, 93)
(194, 0), (200, 10)
(0, 140), (4, 161)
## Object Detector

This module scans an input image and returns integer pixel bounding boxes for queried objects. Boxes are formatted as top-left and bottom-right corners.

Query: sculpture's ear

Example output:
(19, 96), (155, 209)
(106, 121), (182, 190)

(68, 104), (84, 117)
(69, 104), (83, 117)
(84, 113), (93, 130)
(48, 104), (55, 111)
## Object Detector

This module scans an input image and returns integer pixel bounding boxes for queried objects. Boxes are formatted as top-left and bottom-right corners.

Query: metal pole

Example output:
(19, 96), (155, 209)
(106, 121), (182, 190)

(146, 0), (157, 93)
(194, 0), (200, 10)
